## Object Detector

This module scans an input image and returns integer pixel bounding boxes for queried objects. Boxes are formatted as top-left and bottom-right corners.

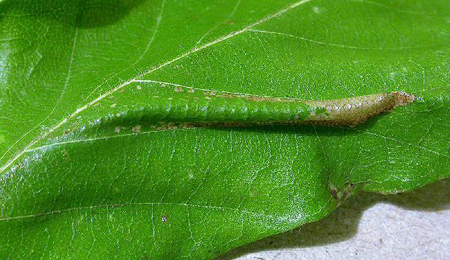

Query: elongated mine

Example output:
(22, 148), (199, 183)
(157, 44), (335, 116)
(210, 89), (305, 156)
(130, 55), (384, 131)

(123, 83), (416, 128)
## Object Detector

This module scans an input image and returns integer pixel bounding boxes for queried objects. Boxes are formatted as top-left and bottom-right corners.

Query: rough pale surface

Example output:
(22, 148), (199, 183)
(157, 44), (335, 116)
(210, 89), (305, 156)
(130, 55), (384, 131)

(219, 180), (450, 260)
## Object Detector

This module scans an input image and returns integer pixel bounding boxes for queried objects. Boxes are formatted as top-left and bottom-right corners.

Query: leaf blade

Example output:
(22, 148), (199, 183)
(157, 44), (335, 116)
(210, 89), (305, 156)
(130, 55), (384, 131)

(1, 0), (449, 259)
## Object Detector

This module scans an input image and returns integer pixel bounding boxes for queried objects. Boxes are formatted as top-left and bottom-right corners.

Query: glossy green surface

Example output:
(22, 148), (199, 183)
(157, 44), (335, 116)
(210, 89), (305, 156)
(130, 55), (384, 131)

(1, 0), (449, 259)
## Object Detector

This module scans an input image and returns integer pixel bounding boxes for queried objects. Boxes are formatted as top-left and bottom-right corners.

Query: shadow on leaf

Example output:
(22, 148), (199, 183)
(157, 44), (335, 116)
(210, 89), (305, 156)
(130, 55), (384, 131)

(217, 179), (450, 259)
(0, 0), (148, 28)
(209, 108), (392, 138)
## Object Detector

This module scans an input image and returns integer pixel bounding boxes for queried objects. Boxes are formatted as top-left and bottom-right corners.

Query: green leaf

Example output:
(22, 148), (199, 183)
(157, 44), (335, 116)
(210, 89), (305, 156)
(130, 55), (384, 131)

(1, 0), (449, 259)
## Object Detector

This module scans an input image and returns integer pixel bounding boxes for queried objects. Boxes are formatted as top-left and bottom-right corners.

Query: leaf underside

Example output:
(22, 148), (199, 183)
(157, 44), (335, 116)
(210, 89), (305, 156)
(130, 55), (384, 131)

(0, 0), (449, 259)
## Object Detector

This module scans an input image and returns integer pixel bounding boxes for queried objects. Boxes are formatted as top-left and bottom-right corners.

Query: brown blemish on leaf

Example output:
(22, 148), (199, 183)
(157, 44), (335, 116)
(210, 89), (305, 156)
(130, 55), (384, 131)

(217, 92), (296, 102)
(61, 150), (70, 160)
(132, 125), (141, 133)
(329, 186), (338, 199)
(17, 162), (24, 169)
(329, 183), (357, 202)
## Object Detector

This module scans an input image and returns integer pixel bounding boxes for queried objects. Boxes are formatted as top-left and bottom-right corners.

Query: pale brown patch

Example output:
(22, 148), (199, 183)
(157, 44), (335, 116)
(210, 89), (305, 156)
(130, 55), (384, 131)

(132, 125), (141, 133)
(392, 91), (416, 107)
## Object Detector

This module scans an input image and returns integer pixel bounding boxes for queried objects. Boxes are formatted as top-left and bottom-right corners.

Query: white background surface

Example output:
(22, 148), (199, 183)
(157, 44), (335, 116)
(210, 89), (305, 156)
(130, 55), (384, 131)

(218, 180), (450, 260)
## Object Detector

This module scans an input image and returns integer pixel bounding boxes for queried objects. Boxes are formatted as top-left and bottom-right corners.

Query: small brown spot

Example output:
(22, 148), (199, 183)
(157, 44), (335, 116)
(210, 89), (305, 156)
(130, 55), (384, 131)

(174, 86), (184, 93)
(160, 83), (166, 88)
(132, 125), (141, 133)
(110, 103), (116, 108)
(329, 187), (338, 199)
(114, 126), (121, 133)
(61, 149), (69, 157)
(293, 114), (300, 120)
(136, 85), (142, 91)
(187, 88), (195, 93)
(161, 216), (168, 222)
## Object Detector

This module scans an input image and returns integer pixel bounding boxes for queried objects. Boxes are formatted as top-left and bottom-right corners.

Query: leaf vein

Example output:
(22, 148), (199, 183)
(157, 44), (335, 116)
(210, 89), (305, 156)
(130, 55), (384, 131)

(0, 202), (287, 222)
(360, 129), (449, 158)
(0, 0), (313, 173)
(249, 29), (437, 50)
